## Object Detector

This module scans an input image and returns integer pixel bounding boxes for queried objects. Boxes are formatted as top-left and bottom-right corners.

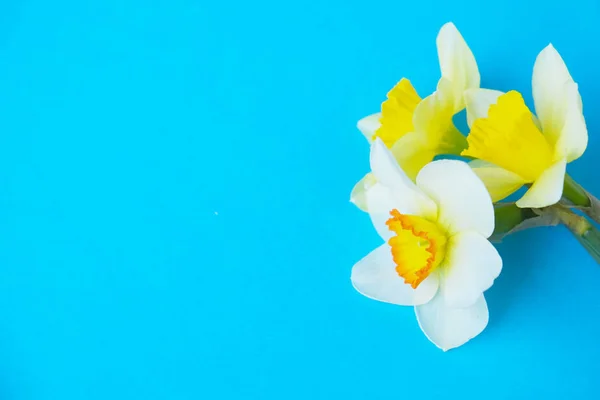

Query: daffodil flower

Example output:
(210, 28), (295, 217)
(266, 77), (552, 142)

(351, 22), (479, 210)
(351, 139), (502, 351)
(463, 44), (588, 208)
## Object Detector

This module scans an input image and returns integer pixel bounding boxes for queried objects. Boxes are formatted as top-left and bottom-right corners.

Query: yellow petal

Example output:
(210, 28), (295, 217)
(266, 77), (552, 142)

(374, 78), (422, 147)
(469, 160), (525, 203)
(462, 91), (554, 182)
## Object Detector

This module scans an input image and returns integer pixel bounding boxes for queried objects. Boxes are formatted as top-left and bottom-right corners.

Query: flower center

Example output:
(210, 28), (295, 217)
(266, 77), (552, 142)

(373, 78), (422, 147)
(462, 91), (554, 182)
(386, 209), (448, 289)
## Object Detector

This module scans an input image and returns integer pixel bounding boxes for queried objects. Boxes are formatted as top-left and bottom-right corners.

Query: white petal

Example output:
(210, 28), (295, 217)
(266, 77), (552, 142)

(442, 231), (502, 308)
(370, 138), (414, 190)
(364, 182), (436, 241)
(411, 85), (468, 155)
(469, 160), (526, 202)
(350, 173), (377, 211)
(532, 44), (574, 147)
(369, 138), (437, 218)
(352, 244), (439, 306)
(436, 22), (480, 112)
(533, 46), (587, 162)
(555, 81), (588, 162)
(357, 113), (381, 142)
(416, 159), (494, 238)
(389, 132), (436, 182)
(412, 81), (455, 136)
(415, 293), (489, 351)
(516, 158), (566, 208)
(364, 183), (402, 240)
(464, 88), (504, 128)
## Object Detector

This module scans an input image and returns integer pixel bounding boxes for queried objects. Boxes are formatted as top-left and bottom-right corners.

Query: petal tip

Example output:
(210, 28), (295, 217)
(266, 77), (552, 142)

(537, 43), (561, 60)
(357, 113), (381, 141)
(438, 22), (458, 36)
(515, 159), (566, 208)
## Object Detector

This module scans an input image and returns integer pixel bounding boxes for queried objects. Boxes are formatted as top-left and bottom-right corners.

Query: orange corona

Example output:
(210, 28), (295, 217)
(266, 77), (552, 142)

(386, 209), (448, 288)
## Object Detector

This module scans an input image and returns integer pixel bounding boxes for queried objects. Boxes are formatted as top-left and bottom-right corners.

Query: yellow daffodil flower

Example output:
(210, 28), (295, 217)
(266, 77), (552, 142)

(463, 44), (588, 208)
(351, 139), (502, 351)
(351, 22), (479, 210)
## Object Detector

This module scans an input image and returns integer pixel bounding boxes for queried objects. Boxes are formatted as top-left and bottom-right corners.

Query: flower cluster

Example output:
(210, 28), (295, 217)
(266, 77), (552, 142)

(350, 23), (596, 351)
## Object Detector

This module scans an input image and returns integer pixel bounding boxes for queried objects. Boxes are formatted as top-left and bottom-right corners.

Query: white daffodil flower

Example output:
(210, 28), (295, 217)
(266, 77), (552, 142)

(351, 139), (502, 351)
(351, 22), (479, 210)
(463, 44), (588, 208)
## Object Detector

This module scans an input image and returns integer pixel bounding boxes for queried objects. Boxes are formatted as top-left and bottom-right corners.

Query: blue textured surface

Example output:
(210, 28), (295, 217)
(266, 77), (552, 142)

(0, 0), (598, 398)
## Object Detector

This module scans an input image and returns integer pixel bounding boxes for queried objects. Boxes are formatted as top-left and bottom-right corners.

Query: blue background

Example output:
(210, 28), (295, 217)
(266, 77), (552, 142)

(0, 0), (598, 398)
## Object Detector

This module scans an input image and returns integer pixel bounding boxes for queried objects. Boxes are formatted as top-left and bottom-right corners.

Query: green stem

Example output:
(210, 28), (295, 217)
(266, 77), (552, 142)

(551, 206), (600, 264)
(563, 174), (591, 207)
(493, 203), (537, 236)
(576, 229), (600, 264)
(562, 174), (600, 225)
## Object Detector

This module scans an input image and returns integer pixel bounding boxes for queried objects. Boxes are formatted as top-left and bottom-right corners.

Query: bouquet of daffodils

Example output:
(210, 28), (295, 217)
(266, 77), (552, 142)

(350, 23), (600, 351)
